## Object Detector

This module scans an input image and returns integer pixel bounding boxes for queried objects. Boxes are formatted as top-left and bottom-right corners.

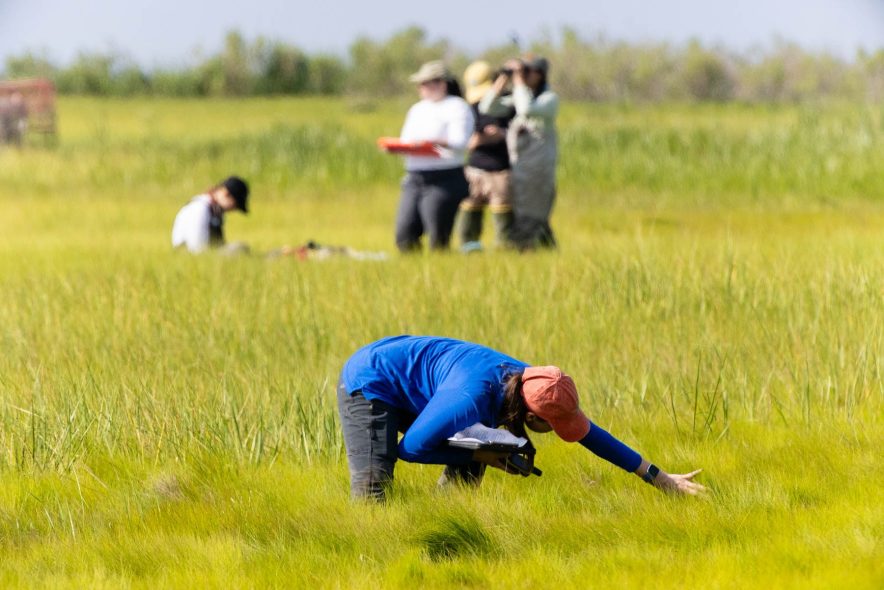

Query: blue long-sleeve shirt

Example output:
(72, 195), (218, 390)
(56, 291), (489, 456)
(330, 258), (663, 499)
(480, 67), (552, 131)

(341, 336), (529, 465)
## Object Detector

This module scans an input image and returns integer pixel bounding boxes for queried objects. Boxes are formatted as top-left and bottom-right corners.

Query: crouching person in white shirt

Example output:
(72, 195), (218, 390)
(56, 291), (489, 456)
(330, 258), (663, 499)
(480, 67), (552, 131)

(171, 176), (250, 254)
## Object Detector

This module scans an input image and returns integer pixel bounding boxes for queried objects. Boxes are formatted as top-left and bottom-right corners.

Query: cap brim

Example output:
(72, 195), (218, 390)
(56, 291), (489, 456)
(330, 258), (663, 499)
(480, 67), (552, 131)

(410, 73), (447, 84)
(409, 73), (439, 83)
(548, 409), (590, 442)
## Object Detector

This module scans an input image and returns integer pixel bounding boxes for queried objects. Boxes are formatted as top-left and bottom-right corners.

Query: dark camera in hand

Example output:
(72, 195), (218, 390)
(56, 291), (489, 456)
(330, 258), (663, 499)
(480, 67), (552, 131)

(505, 452), (542, 477)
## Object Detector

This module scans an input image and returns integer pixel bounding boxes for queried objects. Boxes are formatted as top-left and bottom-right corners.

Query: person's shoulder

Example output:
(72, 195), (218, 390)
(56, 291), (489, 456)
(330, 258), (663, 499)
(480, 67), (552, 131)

(184, 194), (211, 208)
(176, 194), (211, 218)
(443, 96), (473, 116)
(444, 95), (470, 108)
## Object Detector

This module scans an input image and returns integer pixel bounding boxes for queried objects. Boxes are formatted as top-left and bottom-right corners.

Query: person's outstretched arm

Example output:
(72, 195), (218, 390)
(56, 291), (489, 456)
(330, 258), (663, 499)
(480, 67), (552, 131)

(579, 422), (706, 496)
(634, 459), (705, 495)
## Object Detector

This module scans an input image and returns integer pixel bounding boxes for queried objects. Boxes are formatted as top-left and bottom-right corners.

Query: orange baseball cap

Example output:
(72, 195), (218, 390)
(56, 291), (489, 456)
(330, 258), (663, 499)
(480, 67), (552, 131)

(521, 366), (590, 442)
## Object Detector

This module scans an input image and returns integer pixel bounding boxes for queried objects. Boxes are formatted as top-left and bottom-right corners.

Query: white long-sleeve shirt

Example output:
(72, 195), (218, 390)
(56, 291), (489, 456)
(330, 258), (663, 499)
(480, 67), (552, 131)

(400, 96), (474, 171)
(171, 194), (222, 253)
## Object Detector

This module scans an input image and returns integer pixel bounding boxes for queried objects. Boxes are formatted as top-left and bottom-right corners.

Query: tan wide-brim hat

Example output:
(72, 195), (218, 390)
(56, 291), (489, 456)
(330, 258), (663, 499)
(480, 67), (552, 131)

(409, 60), (450, 84)
(464, 60), (493, 104)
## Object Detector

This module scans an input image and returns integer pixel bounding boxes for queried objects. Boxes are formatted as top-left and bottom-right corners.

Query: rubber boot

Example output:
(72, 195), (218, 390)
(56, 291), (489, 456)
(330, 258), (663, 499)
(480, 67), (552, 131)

(491, 210), (514, 248)
(537, 221), (557, 249)
(457, 208), (484, 251)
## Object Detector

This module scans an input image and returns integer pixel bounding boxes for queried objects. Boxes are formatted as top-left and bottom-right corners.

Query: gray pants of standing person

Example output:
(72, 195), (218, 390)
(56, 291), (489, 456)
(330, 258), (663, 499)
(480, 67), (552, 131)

(395, 167), (469, 252)
(336, 381), (485, 501)
(508, 122), (558, 250)
(509, 164), (557, 250)
(510, 215), (557, 250)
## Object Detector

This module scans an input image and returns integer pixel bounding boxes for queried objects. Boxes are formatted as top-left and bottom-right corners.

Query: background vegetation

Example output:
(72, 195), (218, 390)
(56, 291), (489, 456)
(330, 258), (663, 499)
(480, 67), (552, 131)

(4, 26), (884, 101)
(0, 97), (881, 587)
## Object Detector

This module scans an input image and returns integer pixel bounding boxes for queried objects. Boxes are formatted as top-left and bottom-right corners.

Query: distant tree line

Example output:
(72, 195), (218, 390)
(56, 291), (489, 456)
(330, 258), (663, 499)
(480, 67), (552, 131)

(4, 27), (883, 102)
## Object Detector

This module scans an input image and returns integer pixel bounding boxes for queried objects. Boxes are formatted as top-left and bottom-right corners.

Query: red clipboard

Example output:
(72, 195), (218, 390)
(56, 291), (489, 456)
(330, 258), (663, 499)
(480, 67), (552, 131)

(377, 137), (440, 157)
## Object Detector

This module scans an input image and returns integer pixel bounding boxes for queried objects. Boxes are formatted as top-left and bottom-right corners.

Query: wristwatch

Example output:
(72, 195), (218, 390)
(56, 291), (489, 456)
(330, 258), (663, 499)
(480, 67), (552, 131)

(642, 464), (660, 484)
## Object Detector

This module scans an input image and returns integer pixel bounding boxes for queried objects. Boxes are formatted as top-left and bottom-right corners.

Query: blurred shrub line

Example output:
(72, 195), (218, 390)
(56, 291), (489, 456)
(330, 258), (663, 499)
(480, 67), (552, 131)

(3, 27), (883, 102)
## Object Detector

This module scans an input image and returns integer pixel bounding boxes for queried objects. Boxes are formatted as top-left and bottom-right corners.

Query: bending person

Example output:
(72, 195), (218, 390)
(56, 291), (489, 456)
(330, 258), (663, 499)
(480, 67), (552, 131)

(481, 55), (559, 250)
(338, 335), (706, 501)
(395, 61), (474, 252)
(171, 175), (250, 254)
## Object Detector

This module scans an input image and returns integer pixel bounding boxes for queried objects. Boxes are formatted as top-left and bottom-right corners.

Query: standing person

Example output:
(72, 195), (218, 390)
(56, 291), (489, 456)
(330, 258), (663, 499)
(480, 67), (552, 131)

(171, 175), (250, 254)
(338, 335), (706, 502)
(456, 61), (516, 251)
(481, 55), (559, 250)
(394, 61), (474, 252)
(0, 92), (28, 147)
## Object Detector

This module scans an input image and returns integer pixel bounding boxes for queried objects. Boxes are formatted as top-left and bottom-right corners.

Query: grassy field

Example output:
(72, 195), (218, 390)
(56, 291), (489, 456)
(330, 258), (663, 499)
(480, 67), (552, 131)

(0, 97), (881, 588)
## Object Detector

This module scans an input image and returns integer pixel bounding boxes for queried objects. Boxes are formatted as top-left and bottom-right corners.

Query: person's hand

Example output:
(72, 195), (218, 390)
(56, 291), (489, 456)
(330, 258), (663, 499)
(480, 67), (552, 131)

(504, 59), (523, 73)
(492, 72), (509, 92)
(472, 449), (513, 472)
(482, 124), (503, 138)
(653, 469), (706, 496)
(506, 59), (526, 85)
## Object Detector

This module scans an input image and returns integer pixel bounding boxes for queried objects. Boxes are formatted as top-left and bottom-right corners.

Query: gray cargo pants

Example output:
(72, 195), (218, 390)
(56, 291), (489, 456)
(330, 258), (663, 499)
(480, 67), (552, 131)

(337, 381), (485, 501)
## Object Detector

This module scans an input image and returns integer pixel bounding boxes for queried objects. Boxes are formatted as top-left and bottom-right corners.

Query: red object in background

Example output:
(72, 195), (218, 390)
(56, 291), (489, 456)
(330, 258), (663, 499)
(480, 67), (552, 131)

(377, 137), (440, 157)
(0, 78), (57, 141)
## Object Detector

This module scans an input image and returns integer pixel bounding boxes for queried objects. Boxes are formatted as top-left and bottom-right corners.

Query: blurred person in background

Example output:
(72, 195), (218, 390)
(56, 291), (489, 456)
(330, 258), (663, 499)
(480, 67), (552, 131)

(338, 335), (706, 502)
(0, 92), (28, 147)
(171, 175), (250, 254)
(456, 61), (517, 252)
(481, 55), (559, 250)
(394, 61), (474, 252)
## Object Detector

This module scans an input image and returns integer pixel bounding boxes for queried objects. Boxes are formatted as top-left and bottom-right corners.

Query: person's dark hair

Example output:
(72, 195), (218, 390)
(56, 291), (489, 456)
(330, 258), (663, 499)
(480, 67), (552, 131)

(527, 70), (548, 96)
(445, 77), (463, 98)
(500, 371), (530, 440)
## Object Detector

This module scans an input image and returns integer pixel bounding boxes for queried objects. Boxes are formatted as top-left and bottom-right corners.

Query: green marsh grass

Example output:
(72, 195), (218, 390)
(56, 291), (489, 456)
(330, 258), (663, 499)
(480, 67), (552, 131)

(0, 97), (881, 587)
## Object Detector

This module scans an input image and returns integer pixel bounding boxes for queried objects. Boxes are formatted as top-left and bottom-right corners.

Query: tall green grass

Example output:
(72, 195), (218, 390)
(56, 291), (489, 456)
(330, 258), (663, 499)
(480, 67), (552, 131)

(0, 97), (880, 588)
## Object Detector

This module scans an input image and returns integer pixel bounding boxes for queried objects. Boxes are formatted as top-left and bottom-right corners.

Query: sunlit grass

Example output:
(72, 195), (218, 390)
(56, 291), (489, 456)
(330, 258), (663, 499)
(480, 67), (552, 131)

(0, 97), (880, 587)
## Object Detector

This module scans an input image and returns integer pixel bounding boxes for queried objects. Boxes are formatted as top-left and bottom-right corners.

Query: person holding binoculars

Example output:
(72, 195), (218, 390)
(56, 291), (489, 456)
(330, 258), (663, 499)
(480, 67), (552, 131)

(480, 55), (560, 250)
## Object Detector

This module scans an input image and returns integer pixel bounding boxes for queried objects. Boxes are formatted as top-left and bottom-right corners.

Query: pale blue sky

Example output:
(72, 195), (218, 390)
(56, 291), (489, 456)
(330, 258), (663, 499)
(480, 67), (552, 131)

(1, 0), (882, 68)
